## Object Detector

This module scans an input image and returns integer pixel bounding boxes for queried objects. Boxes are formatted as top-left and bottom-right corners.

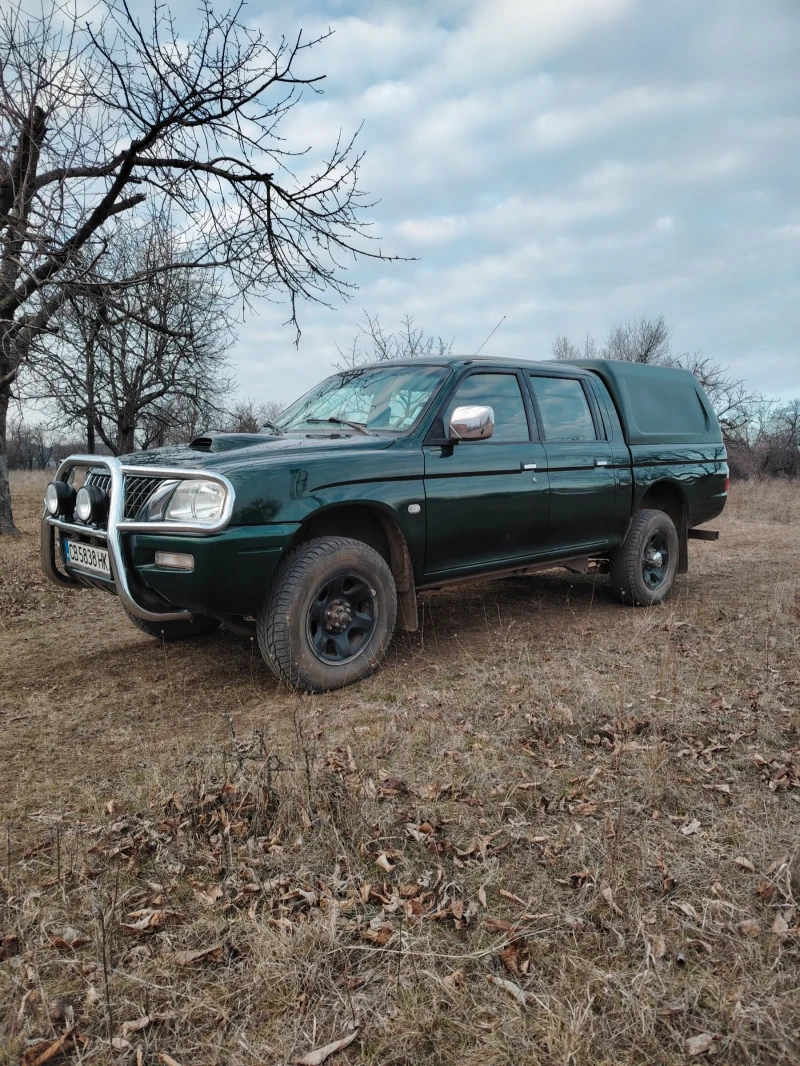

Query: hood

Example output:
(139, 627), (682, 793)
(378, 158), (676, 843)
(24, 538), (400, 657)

(118, 430), (396, 473)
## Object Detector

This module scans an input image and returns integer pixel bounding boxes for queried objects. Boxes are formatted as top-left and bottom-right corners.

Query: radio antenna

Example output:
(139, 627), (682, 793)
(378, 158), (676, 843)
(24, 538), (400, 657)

(474, 315), (506, 355)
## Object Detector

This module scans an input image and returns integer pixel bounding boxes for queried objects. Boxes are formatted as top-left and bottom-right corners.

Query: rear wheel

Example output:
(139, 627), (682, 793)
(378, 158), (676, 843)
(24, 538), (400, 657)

(608, 508), (679, 606)
(121, 602), (220, 641)
(258, 536), (397, 692)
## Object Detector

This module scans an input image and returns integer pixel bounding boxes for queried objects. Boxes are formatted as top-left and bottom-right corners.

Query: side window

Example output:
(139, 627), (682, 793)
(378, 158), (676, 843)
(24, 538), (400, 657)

(446, 373), (529, 442)
(529, 376), (597, 441)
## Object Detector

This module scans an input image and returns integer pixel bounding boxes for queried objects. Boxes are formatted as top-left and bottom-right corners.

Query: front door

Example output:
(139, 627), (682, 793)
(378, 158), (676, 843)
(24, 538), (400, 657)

(526, 372), (617, 556)
(423, 370), (549, 576)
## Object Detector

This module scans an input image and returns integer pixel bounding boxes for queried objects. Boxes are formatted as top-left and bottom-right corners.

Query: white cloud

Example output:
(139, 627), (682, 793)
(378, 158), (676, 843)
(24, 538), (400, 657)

(223, 0), (800, 404)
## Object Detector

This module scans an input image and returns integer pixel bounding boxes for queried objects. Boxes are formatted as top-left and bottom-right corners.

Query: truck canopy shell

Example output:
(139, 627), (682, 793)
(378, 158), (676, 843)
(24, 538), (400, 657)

(559, 359), (722, 446)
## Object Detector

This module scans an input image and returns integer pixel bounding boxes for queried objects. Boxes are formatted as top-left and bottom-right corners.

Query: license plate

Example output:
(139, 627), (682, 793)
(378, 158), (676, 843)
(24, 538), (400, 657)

(64, 539), (112, 577)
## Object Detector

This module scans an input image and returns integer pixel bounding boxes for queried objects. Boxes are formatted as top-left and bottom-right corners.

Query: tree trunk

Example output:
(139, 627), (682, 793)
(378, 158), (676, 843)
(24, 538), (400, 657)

(86, 336), (96, 453)
(117, 426), (136, 455)
(0, 388), (21, 536)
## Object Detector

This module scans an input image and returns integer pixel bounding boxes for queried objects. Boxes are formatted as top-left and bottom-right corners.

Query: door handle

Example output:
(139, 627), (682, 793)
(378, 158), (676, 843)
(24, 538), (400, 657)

(595, 458), (609, 467)
(520, 462), (537, 470)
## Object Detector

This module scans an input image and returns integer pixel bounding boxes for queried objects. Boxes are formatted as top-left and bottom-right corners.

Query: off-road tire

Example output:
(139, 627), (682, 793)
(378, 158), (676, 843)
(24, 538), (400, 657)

(608, 508), (679, 606)
(121, 602), (220, 641)
(258, 536), (397, 693)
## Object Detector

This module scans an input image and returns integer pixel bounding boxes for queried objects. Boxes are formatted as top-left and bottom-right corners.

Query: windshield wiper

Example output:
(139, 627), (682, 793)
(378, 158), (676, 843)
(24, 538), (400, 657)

(306, 417), (371, 435)
(259, 420), (285, 436)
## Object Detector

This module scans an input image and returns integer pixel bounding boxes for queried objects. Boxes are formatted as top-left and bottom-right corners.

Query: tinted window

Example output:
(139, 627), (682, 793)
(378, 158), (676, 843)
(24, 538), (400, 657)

(530, 376), (597, 441)
(446, 373), (529, 442)
(625, 378), (708, 436)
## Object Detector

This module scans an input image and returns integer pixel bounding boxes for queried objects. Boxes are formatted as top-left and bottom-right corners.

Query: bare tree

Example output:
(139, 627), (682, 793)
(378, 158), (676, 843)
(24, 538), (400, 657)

(6, 416), (51, 469)
(28, 216), (233, 454)
(222, 398), (286, 434)
(0, 0), (399, 533)
(552, 332), (598, 361)
(604, 314), (672, 364)
(336, 312), (453, 369)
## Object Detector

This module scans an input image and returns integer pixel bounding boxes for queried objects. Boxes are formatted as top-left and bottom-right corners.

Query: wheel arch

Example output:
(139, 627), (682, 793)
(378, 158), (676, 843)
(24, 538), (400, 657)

(290, 502), (418, 631)
(634, 480), (688, 574)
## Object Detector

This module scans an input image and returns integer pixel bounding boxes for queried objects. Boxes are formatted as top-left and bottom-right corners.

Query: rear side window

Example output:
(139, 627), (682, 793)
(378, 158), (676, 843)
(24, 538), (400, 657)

(446, 372), (529, 441)
(625, 377), (709, 436)
(529, 376), (597, 441)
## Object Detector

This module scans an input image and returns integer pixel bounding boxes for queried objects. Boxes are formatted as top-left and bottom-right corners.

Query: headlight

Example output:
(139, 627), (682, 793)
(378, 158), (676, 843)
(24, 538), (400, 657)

(164, 480), (226, 524)
(45, 481), (76, 516)
(75, 484), (109, 524)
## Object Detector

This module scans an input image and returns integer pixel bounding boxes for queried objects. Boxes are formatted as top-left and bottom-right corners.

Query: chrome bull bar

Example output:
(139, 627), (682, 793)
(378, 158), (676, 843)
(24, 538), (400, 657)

(41, 454), (235, 624)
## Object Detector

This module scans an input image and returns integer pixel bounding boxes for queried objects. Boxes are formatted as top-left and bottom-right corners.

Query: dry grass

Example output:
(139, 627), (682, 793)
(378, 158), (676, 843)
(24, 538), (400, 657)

(1, 473), (799, 1066)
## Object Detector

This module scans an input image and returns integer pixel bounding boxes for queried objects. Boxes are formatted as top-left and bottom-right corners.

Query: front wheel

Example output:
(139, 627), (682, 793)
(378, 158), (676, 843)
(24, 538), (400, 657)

(258, 536), (397, 692)
(608, 508), (679, 606)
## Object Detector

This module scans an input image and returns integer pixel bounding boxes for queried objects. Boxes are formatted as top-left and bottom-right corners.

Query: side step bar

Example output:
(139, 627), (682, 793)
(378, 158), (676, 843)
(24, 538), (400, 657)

(688, 528), (720, 541)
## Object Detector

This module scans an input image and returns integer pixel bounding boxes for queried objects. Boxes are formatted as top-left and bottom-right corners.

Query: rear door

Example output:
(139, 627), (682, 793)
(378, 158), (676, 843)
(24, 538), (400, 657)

(423, 369), (549, 576)
(526, 372), (617, 556)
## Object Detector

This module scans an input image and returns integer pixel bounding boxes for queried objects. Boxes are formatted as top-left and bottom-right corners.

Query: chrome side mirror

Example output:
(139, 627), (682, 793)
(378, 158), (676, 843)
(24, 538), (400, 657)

(448, 405), (494, 441)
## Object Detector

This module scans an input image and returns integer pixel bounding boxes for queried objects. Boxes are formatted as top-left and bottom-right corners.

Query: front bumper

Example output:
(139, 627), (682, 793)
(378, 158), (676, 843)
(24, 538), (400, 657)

(41, 454), (292, 623)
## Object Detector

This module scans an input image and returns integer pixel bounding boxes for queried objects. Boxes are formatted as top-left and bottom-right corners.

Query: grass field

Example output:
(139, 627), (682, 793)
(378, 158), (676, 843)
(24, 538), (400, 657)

(1, 472), (799, 1066)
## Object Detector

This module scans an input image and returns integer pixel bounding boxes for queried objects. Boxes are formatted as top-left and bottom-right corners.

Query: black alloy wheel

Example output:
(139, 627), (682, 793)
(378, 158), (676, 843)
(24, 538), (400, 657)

(608, 507), (680, 606)
(307, 572), (378, 664)
(642, 530), (670, 591)
(258, 536), (397, 692)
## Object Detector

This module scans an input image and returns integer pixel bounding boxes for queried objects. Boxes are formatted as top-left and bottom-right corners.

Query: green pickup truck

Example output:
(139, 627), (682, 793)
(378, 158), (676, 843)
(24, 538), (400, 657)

(42, 357), (728, 691)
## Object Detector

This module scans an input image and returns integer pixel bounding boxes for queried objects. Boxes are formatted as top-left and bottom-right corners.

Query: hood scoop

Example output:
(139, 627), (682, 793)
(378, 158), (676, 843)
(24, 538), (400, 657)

(188, 432), (270, 453)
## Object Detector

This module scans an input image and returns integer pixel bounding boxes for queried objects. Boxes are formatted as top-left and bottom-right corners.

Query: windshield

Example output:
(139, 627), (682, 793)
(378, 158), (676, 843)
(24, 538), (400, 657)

(276, 364), (450, 434)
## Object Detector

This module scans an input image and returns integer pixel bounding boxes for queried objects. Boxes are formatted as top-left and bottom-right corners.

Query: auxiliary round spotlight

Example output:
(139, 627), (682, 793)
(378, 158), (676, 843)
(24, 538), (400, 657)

(75, 484), (109, 524)
(44, 480), (76, 517)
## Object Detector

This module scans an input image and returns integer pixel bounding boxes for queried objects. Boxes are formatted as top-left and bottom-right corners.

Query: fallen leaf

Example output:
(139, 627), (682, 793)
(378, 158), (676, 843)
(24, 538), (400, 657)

(498, 889), (527, 907)
(679, 818), (701, 836)
(499, 942), (521, 977)
(193, 885), (223, 907)
(772, 913), (790, 935)
(22, 1027), (78, 1066)
(731, 856), (755, 873)
(172, 942), (225, 966)
(487, 974), (529, 1008)
(673, 901), (700, 921)
(443, 968), (465, 988)
(122, 909), (184, 934)
(483, 917), (515, 934)
(477, 886), (488, 908)
(601, 886), (623, 915)
(738, 918), (761, 938)
(51, 927), (90, 951)
(686, 1032), (716, 1056)
(292, 1027), (360, 1065)
(360, 925), (393, 946)
(119, 1016), (151, 1037)
(157, 1055), (184, 1066)
(374, 852), (394, 873)
(111, 1037), (133, 1051)
(651, 934), (667, 960)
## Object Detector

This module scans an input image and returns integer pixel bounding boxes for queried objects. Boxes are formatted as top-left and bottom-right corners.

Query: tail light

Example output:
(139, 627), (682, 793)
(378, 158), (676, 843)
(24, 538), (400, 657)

(723, 476), (730, 493)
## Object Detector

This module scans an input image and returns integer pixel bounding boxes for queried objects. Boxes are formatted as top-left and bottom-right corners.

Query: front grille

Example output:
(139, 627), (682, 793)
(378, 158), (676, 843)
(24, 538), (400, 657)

(123, 475), (166, 519)
(83, 469), (171, 521)
(85, 470), (111, 495)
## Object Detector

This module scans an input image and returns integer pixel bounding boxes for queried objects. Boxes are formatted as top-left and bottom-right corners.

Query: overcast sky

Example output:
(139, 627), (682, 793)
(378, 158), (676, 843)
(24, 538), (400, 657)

(228, 0), (799, 405)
